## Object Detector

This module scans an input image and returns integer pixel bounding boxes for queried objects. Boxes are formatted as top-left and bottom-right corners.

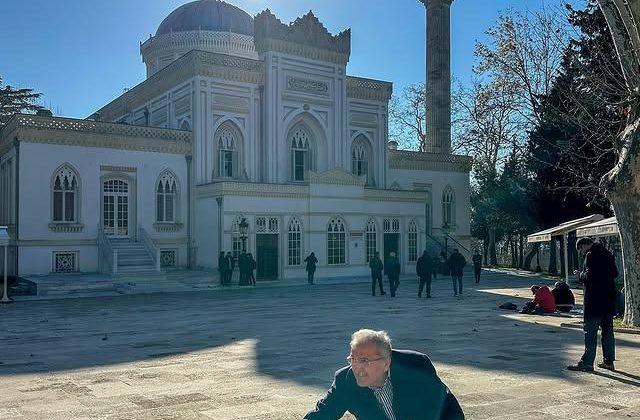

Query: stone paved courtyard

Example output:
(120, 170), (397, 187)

(1, 271), (639, 419)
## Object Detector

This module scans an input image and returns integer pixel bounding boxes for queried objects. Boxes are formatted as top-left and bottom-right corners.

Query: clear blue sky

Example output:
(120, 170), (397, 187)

(1, 0), (586, 119)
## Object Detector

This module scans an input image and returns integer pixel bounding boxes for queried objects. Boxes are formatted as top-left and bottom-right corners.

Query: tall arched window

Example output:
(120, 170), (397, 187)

(365, 218), (377, 263)
(288, 217), (303, 266)
(327, 217), (346, 265)
(408, 219), (418, 262)
(156, 170), (178, 223)
(289, 125), (313, 181)
(214, 121), (243, 179)
(442, 186), (455, 228)
(52, 164), (79, 222)
(351, 135), (374, 185)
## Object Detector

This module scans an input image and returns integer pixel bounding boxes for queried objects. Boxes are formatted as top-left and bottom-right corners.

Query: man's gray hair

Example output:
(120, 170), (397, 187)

(350, 329), (392, 357)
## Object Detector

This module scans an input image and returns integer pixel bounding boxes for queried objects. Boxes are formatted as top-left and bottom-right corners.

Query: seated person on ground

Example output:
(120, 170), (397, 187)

(521, 285), (556, 314)
(551, 281), (575, 312)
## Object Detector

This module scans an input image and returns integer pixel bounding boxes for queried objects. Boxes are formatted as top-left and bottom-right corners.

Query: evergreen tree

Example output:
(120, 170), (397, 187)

(0, 77), (44, 126)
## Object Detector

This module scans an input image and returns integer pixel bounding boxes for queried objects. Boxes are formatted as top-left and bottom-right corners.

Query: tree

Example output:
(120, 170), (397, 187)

(593, 0), (640, 326)
(0, 77), (43, 126)
(389, 83), (427, 151)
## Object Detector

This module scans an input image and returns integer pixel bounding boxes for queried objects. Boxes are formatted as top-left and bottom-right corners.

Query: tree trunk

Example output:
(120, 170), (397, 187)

(524, 243), (539, 270)
(602, 118), (640, 326)
(489, 226), (497, 266)
(548, 238), (558, 274)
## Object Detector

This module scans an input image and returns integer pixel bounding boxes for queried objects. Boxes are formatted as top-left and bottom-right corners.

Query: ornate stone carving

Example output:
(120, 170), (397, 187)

(310, 168), (365, 186)
(48, 223), (85, 233)
(388, 150), (472, 173)
(287, 77), (329, 94)
(254, 10), (351, 64)
(346, 77), (393, 102)
(154, 222), (184, 233)
(2, 115), (192, 155)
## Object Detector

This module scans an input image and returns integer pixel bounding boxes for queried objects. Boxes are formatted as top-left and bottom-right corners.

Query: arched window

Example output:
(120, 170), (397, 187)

(287, 217), (303, 266)
(442, 186), (455, 228)
(52, 164), (79, 222)
(408, 219), (418, 262)
(365, 219), (377, 263)
(351, 135), (374, 185)
(218, 126), (236, 178)
(327, 217), (346, 265)
(156, 171), (178, 223)
(289, 125), (313, 181)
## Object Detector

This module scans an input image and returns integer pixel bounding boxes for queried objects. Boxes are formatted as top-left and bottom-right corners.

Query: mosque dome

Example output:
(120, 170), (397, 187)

(156, 0), (254, 37)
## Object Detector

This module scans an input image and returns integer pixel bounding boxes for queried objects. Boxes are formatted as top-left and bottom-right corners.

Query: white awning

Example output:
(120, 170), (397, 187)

(576, 217), (618, 238)
(527, 214), (604, 243)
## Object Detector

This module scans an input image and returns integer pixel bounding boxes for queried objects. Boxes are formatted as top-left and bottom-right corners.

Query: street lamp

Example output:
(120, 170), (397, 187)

(0, 226), (12, 304)
(239, 217), (248, 253)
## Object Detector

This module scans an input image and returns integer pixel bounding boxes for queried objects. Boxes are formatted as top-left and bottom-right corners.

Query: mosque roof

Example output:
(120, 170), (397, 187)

(156, 0), (254, 36)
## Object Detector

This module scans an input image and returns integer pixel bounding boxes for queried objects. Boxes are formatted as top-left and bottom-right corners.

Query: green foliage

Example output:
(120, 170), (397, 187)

(0, 77), (43, 126)
(528, 0), (623, 226)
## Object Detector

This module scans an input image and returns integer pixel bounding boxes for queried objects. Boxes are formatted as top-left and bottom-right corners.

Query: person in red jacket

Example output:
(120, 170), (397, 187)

(521, 285), (556, 314)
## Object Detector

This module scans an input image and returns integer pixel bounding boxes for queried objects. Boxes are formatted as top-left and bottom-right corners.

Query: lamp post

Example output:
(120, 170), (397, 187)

(239, 217), (248, 253)
(0, 226), (11, 304)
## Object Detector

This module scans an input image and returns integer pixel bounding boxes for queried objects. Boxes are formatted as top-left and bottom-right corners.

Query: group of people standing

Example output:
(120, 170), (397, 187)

(368, 248), (480, 299)
(218, 251), (256, 286)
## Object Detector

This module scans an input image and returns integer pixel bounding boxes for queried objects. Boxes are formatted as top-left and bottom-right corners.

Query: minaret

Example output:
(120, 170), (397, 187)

(421, 0), (453, 154)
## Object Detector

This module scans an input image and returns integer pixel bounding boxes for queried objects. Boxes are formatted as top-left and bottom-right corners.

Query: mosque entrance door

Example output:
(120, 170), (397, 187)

(384, 233), (399, 262)
(256, 234), (278, 280)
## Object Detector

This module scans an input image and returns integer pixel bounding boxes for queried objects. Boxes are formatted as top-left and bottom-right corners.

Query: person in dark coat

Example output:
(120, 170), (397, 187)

(551, 281), (575, 312)
(305, 252), (318, 285)
(369, 251), (385, 296)
(225, 252), (235, 285)
(472, 250), (482, 284)
(304, 329), (464, 420)
(448, 249), (466, 296)
(568, 238), (618, 372)
(248, 253), (256, 286)
(218, 251), (228, 286)
(384, 252), (401, 297)
(417, 250), (433, 298)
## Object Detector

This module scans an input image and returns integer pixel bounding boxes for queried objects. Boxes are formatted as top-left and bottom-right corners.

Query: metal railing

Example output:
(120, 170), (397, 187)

(97, 227), (117, 274)
(138, 227), (161, 272)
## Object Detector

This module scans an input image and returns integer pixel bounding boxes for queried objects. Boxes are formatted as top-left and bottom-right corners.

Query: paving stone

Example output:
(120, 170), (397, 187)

(0, 272), (638, 419)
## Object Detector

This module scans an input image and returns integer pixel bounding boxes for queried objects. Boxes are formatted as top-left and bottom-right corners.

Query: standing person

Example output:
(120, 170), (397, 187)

(417, 250), (433, 298)
(248, 253), (256, 286)
(385, 252), (401, 297)
(218, 251), (228, 286)
(568, 238), (619, 372)
(472, 249), (482, 284)
(304, 329), (464, 419)
(225, 252), (235, 285)
(369, 251), (385, 296)
(448, 249), (466, 296)
(238, 252), (248, 286)
(304, 252), (318, 285)
(439, 250), (447, 276)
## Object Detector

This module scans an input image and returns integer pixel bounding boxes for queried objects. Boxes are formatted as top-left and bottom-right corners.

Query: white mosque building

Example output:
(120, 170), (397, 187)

(0, 0), (471, 281)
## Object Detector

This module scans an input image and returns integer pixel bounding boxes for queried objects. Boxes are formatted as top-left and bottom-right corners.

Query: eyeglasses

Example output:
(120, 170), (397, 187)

(347, 356), (386, 367)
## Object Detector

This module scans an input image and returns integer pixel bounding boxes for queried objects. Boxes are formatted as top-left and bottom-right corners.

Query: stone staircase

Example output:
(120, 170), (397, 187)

(109, 238), (158, 276)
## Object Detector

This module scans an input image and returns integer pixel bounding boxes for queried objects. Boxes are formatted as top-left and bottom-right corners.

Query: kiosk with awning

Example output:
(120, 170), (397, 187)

(576, 216), (619, 238)
(527, 214), (604, 283)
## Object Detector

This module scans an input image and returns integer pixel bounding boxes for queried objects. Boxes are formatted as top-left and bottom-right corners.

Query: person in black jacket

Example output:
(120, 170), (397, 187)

(304, 329), (464, 420)
(448, 249), (466, 296)
(369, 252), (385, 296)
(305, 252), (318, 285)
(417, 250), (434, 298)
(384, 252), (401, 297)
(551, 281), (575, 312)
(218, 251), (228, 286)
(568, 238), (618, 372)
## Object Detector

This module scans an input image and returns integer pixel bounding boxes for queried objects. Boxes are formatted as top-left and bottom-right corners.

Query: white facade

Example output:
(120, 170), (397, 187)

(0, 1), (471, 278)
